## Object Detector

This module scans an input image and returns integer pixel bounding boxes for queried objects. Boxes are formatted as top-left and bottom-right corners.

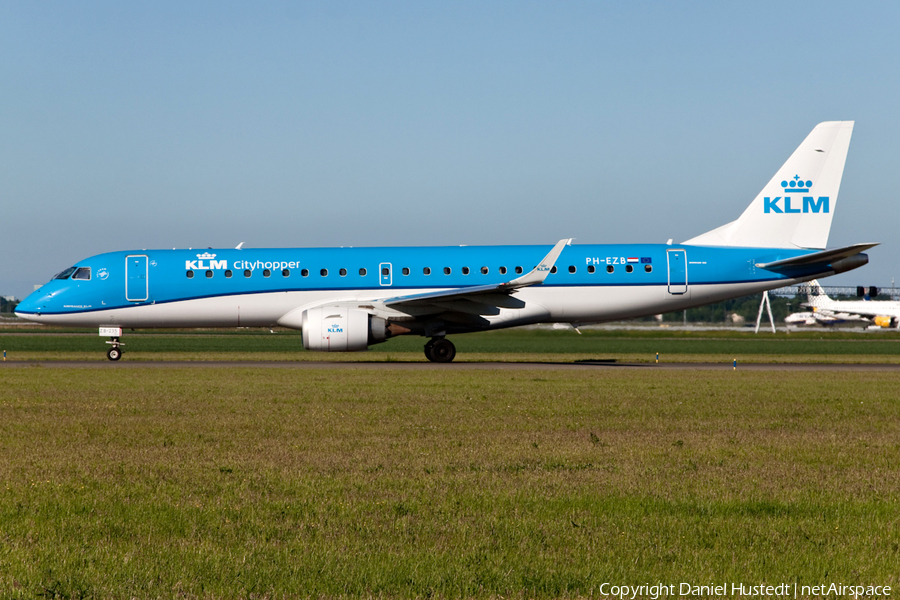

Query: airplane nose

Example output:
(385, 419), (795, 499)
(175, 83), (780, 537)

(14, 296), (35, 318)
(14, 290), (44, 319)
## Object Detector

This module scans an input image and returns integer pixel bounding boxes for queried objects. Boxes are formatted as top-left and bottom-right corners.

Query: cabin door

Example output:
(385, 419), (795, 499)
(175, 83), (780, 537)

(667, 249), (687, 295)
(126, 255), (149, 301)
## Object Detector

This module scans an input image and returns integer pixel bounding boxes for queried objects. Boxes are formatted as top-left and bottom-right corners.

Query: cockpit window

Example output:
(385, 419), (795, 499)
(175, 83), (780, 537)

(53, 267), (78, 280)
(72, 267), (91, 280)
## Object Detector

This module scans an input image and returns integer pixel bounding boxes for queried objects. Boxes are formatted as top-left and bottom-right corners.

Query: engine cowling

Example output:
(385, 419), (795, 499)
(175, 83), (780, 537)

(301, 307), (388, 351)
(873, 315), (894, 328)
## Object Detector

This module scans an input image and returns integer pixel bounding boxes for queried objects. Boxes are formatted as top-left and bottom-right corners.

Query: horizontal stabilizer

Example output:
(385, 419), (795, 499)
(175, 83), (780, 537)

(755, 243), (878, 270)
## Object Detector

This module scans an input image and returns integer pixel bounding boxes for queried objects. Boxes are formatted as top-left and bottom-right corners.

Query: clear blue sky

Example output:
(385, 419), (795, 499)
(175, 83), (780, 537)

(2, 1), (898, 299)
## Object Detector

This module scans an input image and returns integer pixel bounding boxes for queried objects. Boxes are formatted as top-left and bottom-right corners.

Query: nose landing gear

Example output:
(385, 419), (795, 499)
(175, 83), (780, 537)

(424, 337), (456, 363)
(106, 343), (122, 361)
(106, 337), (123, 361)
(100, 327), (125, 361)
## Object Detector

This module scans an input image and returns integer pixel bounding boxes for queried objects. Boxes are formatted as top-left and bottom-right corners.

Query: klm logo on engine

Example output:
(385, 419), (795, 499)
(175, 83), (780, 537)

(327, 323), (344, 334)
(764, 175), (829, 214)
(185, 252), (228, 270)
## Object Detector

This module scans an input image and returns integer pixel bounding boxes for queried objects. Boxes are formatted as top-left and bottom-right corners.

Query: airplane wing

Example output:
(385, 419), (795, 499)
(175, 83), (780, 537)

(383, 238), (571, 313)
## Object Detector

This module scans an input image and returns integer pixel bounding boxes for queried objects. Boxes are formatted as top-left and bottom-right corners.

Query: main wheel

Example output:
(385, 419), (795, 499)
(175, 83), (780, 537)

(423, 340), (436, 362)
(428, 338), (456, 363)
(107, 347), (122, 361)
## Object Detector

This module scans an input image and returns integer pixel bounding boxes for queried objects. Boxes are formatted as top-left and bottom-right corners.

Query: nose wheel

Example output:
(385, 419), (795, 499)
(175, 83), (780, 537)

(105, 336), (123, 361)
(424, 338), (456, 363)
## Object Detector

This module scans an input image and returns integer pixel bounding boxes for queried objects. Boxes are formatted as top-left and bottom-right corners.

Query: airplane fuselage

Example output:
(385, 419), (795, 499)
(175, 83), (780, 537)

(16, 243), (847, 332)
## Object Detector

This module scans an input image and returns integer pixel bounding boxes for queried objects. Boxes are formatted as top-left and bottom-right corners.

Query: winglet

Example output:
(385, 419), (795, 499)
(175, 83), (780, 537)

(505, 238), (572, 288)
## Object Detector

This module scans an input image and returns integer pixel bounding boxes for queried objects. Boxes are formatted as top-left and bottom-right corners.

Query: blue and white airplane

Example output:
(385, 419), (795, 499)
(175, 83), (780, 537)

(16, 121), (875, 362)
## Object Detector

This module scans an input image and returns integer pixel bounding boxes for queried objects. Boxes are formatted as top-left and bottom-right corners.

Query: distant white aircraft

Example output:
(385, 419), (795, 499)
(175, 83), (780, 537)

(801, 280), (900, 328)
(784, 309), (866, 326)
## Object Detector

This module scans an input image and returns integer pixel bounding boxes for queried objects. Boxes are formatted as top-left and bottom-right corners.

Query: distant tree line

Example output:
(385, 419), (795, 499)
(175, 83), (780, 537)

(659, 293), (798, 324)
(647, 290), (893, 324)
(0, 297), (19, 314)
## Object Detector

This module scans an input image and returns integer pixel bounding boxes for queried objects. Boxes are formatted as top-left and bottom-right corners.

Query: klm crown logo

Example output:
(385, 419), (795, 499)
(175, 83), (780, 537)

(764, 174), (829, 215)
(196, 252), (217, 260)
(781, 175), (812, 193)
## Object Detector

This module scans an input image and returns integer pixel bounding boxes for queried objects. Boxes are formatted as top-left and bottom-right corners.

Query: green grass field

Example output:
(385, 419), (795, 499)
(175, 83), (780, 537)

(1, 365), (898, 598)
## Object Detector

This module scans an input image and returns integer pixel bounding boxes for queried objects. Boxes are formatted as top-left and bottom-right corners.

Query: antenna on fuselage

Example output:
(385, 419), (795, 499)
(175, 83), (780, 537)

(235, 242), (244, 250)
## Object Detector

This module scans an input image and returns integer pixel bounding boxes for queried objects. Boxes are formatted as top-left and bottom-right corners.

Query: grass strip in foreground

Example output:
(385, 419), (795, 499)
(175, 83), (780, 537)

(0, 367), (898, 597)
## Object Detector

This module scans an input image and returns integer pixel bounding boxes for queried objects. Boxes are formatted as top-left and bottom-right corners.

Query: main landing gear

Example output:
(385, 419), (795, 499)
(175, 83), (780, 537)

(424, 338), (456, 363)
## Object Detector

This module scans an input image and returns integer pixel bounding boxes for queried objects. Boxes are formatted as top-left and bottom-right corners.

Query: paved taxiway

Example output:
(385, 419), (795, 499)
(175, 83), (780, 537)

(2, 361), (900, 371)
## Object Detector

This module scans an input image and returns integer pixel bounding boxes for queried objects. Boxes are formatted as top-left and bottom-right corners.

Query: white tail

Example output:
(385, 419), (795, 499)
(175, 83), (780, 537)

(804, 279), (834, 309)
(685, 121), (854, 249)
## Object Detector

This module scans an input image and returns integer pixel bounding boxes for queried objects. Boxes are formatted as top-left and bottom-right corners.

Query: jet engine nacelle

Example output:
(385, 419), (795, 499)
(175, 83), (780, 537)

(301, 306), (388, 351)
(872, 315), (895, 328)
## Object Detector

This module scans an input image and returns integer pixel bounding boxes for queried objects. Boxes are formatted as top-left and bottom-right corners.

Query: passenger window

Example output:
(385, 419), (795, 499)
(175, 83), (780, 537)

(402, 267), (410, 276)
(550, 266), (557, 274)
(499, 266), (507, 275)
(186, 270), (194, 279)
(423, 267), (431, 275)
(263, 269), (271, 278)
(626, 264), (634, 273)
(443, 267), (451, 275)
(381, 267), (389, 276)
(359, 268), (367, 276)
(244, 270), (251, 278)
(225, 270), (233, 278)
(587, 265), (595, 274)
(340, 268), (347, 277)
(607, 265), (614, 273)
(515, 266), (523, 274)
(462, 267), (470, 275)
(645, 264), (653, 273)
(480, 266), (488, 275)
(568, 266), (576, 274)
(282, 269), (290, 277)
(320, 269), (328, 277)
(72, 267), (91, 280)
(301, 269), (309, 277)
(206, 270), (213, 278)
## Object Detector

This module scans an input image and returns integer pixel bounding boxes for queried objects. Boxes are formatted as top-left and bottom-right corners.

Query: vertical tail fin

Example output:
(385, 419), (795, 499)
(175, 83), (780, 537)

(685, 121), (854, 249)
(804, 279), (834, 309)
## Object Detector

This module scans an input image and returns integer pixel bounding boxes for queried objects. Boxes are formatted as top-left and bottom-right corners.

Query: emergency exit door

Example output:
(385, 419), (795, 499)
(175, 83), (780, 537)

(379, 262), (392, 286)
